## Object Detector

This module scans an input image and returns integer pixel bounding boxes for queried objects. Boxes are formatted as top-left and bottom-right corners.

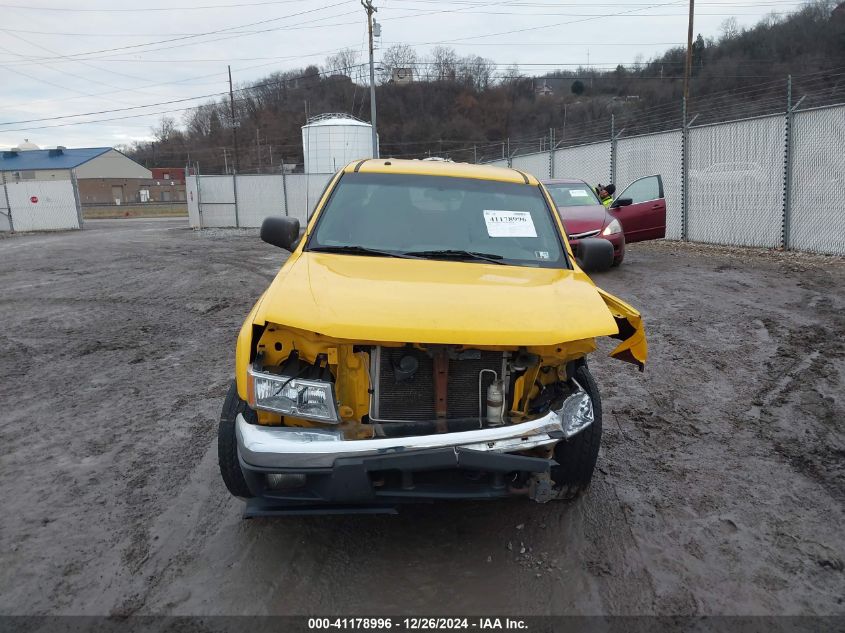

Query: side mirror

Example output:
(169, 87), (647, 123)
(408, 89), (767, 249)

(611, 198), (633, 208)
(574, 237), (614, 273)
(261, 216), (301, 251)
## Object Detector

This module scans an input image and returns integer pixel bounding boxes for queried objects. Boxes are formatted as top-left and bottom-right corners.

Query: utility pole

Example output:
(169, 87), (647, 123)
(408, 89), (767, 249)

(562, 103), (567, 143)
(228, 65), (240, 227)
(228, 65), (240, 174)
(683, 0), (695, 106)
(256, 129), (261, 173)
(362, 0), (379, 158)
(223, 148), (228, 174)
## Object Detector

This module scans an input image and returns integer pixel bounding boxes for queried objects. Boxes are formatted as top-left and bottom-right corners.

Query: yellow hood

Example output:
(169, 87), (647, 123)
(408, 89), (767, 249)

(254, 252), (629, 348)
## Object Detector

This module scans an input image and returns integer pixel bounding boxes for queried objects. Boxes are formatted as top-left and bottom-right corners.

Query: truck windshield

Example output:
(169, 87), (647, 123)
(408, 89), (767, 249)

(307, 173), (568, 268)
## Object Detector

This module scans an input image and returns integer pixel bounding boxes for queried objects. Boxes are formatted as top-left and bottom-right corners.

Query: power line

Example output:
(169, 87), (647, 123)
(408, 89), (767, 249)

(387, 0), (802, 6)
(0, 70), (363, 132)
(405, 0), (689, 46)
(0, 1), (351, 64)
(0, 0), (517, 67)
(1, 56), (807, 127)
(382, 8), (793, 16)
(0, 0), (307, 11)
(5, 58), (841, 135)
(0, 30), (169, 100)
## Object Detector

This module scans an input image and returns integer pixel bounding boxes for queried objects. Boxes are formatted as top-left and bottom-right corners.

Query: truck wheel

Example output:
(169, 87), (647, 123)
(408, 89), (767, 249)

(551, 364), (602, 500)
(218, 380), (254, 498)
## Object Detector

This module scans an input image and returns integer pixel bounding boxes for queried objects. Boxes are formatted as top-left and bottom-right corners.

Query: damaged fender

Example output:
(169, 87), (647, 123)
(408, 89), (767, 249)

(597, 288), (647, 371)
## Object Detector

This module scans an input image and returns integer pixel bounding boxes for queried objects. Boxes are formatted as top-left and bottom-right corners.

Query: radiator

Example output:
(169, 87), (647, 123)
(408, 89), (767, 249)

(371, 346), (505, 422)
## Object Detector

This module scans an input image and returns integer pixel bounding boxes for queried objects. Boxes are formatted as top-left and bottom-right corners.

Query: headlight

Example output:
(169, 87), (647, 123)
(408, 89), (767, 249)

(602, 218), (622, 236)
(558, 391), (594, 438)
(247, 366), (340, 423)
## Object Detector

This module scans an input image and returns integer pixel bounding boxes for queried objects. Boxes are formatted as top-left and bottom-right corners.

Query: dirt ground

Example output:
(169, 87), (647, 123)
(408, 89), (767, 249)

(0, 218), (843, 617)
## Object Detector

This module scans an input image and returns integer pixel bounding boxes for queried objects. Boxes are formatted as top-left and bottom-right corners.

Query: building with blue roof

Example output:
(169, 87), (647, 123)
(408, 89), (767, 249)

(1, 143), (154, 232)
(1, 143), (153, 206)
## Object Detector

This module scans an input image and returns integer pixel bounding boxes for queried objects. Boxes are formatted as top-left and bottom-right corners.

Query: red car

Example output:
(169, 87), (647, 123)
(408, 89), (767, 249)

(542, 176), (667, 266)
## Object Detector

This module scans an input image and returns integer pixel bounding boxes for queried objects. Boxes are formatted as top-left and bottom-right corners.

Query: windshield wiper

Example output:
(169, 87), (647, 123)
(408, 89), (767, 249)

(403, 249), (506, 264)
(308, 245), (419, 259)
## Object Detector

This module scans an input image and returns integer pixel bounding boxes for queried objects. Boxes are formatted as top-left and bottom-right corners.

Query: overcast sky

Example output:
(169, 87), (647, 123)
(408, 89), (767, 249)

(0, 0), (805, 150)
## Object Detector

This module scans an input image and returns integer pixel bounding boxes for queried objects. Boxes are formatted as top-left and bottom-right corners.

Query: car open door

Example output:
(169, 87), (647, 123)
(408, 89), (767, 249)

(609, 175), (666, 242)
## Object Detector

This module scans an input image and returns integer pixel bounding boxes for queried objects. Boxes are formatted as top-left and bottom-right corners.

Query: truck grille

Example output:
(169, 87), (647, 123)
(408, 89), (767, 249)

(372, 347), (504, 422)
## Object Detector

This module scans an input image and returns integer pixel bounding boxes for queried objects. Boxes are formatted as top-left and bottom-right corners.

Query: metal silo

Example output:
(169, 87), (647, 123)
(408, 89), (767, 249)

(301, 113), (377, 174)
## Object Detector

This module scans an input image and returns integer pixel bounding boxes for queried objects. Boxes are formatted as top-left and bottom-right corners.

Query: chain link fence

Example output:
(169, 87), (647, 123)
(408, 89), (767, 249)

(184, 101), (845, 256)
(511, 152), (550, 180)
(486, 103), (845, 256)
(0, 175), (82, 232)
(789, 106), (845, 255)
(554, 142), (611, 189)
(687, 115), (786, 248)
(0, 172), (11, 232)
(616, 131), (683, 240)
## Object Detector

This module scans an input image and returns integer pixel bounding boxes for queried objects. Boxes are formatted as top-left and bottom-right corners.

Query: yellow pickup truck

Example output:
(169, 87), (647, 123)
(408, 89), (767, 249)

(219, 159), (646, 516)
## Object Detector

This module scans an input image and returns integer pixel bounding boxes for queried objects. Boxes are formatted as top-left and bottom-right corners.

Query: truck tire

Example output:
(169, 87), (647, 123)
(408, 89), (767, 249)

(218, 380), (254, 498)
(551, 364), (603, 500)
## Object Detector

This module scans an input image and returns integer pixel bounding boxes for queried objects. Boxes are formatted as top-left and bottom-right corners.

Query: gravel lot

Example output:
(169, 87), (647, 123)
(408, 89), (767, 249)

(1, 218), (843, 616)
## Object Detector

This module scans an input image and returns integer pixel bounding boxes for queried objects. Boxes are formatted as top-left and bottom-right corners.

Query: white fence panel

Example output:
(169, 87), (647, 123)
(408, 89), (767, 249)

(5, 179), (80, 231)
(553, 142), (611, 187)
(191, 173), (334, 228)
(616, 130), (683, 240)
(308, 174), (334, 218)
(186, 175), (200, 227)
(687, 116), (785, 248)
(195, 175), (236, 226)
(511, 152), (550, 180)
(0, 176), (10, 232)
(790, 105), (845, 255)
(236, 175), (286, 227)
(199, 175), (235, 204)
(284, 173), (333, 225)
(201, 202), (237, 227)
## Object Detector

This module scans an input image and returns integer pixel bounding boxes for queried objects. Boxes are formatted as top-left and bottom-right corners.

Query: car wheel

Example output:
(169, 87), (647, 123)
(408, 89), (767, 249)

(550, 364), (602, 500)
(218, 380), (254, 498)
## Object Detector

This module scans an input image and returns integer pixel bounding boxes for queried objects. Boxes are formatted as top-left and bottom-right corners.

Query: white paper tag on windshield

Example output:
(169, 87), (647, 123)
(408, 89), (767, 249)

(483, 210), (537, 238)
(569, 189), (590, 197)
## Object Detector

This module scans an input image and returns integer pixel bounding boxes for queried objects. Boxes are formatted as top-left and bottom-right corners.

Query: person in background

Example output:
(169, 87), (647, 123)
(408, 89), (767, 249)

(595, 184), (616, 207)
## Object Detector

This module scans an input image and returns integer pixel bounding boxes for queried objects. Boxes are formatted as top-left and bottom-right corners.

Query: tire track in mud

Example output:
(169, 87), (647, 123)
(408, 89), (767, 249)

(739, 286), (845, 504)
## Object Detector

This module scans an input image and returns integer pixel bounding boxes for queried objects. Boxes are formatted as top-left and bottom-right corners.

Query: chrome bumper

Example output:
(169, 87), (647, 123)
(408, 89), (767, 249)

(236, 412), (564, 469)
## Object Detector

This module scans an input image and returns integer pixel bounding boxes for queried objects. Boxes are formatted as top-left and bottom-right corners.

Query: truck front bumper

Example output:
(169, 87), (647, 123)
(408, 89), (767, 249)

(235, 413), (566, 515)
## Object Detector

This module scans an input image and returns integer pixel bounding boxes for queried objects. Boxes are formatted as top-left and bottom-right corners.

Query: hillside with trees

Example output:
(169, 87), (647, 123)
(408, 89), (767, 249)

(126, 0), (845, 172)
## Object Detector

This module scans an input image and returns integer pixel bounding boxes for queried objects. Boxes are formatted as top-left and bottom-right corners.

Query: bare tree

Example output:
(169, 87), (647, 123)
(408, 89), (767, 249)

(152, 117), (178, 143)
(500, 63), (523, 85)
(380, 43), (418, 83)
(324, 48), (361, 80)
(457, 55), (496, 90)
(183, 103), (222, 138)
(430, 45), (458, 81)
(632, 54), (645, 71)
(720, 17), (740, 41)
